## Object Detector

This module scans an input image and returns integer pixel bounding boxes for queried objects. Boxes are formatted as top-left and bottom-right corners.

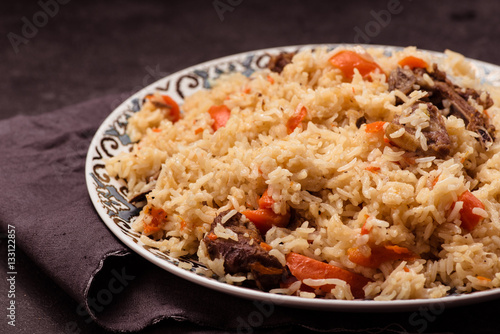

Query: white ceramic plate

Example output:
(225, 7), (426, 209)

(86, 44), (500, 311)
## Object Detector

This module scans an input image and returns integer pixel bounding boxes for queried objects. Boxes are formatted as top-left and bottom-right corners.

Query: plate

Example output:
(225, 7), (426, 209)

(86, 44), (500, 311)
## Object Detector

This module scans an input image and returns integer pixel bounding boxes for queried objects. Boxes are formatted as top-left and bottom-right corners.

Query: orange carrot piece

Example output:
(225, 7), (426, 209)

(398, 56), (428, 70)
(477, 276), (491, 282)
(208, 105), (231, 131)
(431, 176), (440, 189)
(365, 121), (386, 133)
(286, 252), (372, 299)
(365, 166), (380, 173)
(287, 106), (307, 134)
(452, 190), (485, 231)
(143, 206), (168, 234)
(360, 221), (370, 235)
(180, 220), (187, 231)
(242, 208), (290, 235)
(160, 95), (180, 122)
(260, 242), (272, 252)
(207, 232), (217, 241)
(267, 75), (275, 84)
(329, 50), (384, 80)
(258, 189), (274, 210)
(244, 188), (290, 234)
(348, 244), (418, 269)
(194, 127), (204, 135)
(146, 94), (180, 123)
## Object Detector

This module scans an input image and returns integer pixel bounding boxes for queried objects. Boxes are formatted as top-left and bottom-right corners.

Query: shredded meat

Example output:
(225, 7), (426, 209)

(385, 122), (420, 153)
(203, 210), (284, 291)
(421, 103), (452, 157)
(456, 87), (494, 110)
(387, 64), (495, 148)
(267, 52), (296, 74)
(386, 103), (451, 158)
(432, 81), (495, 146)
(388, 67), (416, 95)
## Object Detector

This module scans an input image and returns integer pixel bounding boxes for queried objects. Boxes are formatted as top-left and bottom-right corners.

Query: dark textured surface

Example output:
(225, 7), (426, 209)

(2, 1), (500, 333)
(3, 0), (500, 121)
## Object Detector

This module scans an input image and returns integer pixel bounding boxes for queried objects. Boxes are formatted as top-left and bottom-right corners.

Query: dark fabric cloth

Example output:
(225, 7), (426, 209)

(1, 95), (499, 334)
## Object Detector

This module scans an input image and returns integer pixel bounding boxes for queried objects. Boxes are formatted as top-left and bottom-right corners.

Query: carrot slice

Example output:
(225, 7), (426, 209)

(208, 105), (231, 131)
(329, 50), (384, 80)
(477, 276), (491, 282)
(360, 221), (370, 235)
(260, 242), (273, 252)
(348, 244), (417, 269)
(242, 208), (290, 235)
(258, 189), (274, 209)
(286, 252), (372, 299)
(244, 188), (290, 234)
(145, 94), (180, 123)
(143, 206), (168, 234)
(207, 232), (217, 241)
(365, 166), (380, 173)
(287, 106), (307, 134)
(452, 190), (485, 231)
(364, 121), (386, 133)
(398, 56), (428, 70)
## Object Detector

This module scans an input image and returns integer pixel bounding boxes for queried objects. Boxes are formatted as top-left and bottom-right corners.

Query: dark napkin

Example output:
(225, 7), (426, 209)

(0, 95), (493, 334)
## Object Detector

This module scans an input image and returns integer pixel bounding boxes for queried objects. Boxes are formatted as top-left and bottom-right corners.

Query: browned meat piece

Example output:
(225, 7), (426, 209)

(267, 52), (296, 74)
(385, 122), (420, 152)
(456, 87), (494, 110)
(427, 64), (494, 110)
(433, 81), (495, 146)
(421, 103), (452, 157)
(429, 63), (448, 83)
(203, 210), (284, 291)
(388, 67), (416, 95)
(389, 63), (495, 148)
(355, 116), (367, 128)
(386, 103), (451, 158)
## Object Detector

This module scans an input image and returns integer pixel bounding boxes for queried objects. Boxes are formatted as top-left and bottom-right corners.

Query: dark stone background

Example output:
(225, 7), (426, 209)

(2, 0), (500, 333)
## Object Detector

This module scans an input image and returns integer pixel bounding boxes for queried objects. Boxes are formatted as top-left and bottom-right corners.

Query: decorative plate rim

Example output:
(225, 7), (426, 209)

(85, 43), (500, 312)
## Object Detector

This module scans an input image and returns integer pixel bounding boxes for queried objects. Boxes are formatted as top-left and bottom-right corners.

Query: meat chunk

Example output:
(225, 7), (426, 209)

(386, 103), (451, 158)
(421, 103), (452, 157)
(267, 52), (296, 74)
(433, 81), (495, 146)
(385, 122), (420, 152)
(456, 87), (494, 110)
(388, 63), (495, 148)
(388, 67), (416, 95)
(203, 210), (284, 291)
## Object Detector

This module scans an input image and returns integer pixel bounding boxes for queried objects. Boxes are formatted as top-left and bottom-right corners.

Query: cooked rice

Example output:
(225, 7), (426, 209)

(105, 46), (500, 300)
